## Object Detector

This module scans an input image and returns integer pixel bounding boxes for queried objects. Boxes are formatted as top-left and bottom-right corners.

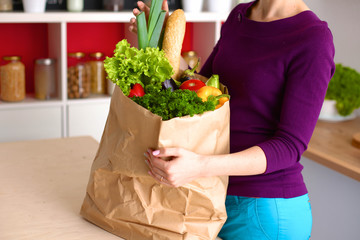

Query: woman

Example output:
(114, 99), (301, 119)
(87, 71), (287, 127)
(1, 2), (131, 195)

(130, 0), (335, 239)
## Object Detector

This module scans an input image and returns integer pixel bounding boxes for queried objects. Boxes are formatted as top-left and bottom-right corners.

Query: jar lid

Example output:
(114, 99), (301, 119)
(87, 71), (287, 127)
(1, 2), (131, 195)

(3, 56), (21, 61)
(35, 58), (56, 65)
(89, 52), (104, 58)
(68, 52), (85, 58)
(182, 51), (197, 57)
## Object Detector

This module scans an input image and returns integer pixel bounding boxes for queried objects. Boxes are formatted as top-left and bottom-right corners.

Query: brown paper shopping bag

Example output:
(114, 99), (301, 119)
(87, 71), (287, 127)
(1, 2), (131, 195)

(80, 86), (230, 240)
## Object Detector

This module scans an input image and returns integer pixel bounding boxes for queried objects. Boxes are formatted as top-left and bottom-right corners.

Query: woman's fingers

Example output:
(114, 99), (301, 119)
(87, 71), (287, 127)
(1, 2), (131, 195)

(145, 150), (169, 172)
(129, 1), (149, 34)
(152, 148), (181, 159)
(137, 1), (150, 19)
(162, 0), (170, 20)
(147, 169), (173, 187)
(132, 7), (140, 16)
(129, 0), (170, 35)
(129, 17), (137, 34)
(162, 0), (169, 12)
(145, 152), (174, 186)
(145, 157), (167, 178)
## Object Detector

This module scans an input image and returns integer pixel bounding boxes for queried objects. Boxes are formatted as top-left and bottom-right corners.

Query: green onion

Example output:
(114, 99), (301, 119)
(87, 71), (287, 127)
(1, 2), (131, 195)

(136, 12), (148, 50)
(136, 0), (166, 50)
(148, 10), (166, 48)
(148, 0), (164, 42)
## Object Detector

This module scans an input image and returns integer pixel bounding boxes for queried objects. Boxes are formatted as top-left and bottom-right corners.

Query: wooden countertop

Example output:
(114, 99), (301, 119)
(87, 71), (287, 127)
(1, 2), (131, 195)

(304, 117), (360, 181)
(0, 137), (122, 240)
(0, 136), (224, 240)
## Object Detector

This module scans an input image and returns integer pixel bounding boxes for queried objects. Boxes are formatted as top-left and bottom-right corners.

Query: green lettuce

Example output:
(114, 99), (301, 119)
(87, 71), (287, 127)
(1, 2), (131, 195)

(104, 39), (174, 96)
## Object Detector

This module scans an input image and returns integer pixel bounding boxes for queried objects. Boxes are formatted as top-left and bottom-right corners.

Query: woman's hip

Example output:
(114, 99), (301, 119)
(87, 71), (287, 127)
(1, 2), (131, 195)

(218, 194), (312, 240)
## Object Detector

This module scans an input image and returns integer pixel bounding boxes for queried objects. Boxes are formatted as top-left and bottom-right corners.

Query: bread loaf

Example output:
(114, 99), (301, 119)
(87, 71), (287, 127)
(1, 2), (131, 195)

(162, 9), (186, 80)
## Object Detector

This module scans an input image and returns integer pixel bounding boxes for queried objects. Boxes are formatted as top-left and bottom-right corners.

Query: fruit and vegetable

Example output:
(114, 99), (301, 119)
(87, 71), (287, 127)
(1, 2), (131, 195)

(179, 59), (200, 83)
(179, 79), (205, 92)
(104, 0), (229, 120)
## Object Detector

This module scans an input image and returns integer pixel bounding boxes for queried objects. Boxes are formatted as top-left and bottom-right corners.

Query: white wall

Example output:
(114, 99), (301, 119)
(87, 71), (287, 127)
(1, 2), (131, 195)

(305, 0), (360, 71)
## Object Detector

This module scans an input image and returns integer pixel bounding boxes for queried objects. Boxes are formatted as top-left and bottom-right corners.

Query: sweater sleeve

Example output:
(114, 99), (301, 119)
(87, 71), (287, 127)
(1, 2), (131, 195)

(257, 26), (335, 174)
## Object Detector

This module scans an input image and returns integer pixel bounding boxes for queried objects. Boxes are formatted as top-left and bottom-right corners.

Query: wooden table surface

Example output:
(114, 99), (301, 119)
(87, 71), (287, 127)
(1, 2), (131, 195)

(0, 136), (122, 240)
(0, 136), (223, 240)
(304, 117), (360, 181)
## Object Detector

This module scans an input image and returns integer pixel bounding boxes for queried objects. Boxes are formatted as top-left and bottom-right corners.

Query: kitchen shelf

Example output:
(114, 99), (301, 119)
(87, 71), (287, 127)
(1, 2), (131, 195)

(0, 11), (226, 142)
(0, 97), (63, 110)
(0, 11), (228, 23)
(67, 95), (111, 105)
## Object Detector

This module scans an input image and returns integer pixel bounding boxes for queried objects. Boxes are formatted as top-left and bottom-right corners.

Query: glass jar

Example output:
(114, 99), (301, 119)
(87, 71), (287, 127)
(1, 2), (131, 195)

(0, 0), (13, 11)
(0, 56), (25, 102)
(67, 52), (90, 99)
(67, 0), (83, 12)
(182, 51), (200, 71)
(103, 0), (124, 11)
(88, 52), (106, 94)
(34, 58), (57, 100)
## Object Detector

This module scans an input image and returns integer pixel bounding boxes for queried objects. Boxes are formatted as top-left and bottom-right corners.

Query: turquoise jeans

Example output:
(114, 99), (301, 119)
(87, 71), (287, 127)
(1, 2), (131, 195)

(218, 194), (312, 240)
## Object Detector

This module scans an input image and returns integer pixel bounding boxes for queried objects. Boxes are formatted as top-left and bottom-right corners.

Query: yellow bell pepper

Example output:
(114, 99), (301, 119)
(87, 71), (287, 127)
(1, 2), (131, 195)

(216, 96), (230, 109)
(196, 86), (230, 109)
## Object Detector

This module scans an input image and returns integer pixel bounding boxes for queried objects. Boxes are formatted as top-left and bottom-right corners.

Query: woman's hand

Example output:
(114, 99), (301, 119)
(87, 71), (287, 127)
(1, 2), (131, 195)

(144, 148), (205, 188)
(129, 0), (169, 34)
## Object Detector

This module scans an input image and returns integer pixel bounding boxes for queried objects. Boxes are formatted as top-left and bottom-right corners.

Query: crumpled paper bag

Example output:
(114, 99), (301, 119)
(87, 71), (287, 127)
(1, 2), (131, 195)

(80, 86), (230, 240)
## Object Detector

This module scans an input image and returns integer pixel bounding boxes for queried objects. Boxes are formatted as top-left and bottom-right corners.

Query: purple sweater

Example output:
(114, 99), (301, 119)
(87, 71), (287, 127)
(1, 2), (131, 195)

(200, 2), (335, 198)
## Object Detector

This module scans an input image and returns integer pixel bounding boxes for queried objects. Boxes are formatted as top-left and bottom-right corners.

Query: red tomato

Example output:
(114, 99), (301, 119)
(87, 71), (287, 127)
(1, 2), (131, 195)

(128, 83), (145, 97)
(179, 79), (206, 92)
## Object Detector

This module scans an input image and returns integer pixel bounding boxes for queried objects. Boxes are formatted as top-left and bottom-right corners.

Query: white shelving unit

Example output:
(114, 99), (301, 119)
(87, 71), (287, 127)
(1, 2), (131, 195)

(0, 11), (227, 142)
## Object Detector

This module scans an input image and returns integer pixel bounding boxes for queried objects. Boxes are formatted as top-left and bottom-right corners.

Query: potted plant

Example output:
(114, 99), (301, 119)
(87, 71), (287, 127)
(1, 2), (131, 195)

(319, 63), (360, 121)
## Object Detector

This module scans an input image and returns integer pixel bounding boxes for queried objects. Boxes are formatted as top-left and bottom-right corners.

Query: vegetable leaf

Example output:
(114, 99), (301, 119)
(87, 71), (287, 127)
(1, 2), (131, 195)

(136, 12), (148, 50)
(136, 0), (166, 49)
(148, 10), (167, 48)
(148, 0), (164, 41)
(132, 89), (216, 120)
(104, 39), (174, 96)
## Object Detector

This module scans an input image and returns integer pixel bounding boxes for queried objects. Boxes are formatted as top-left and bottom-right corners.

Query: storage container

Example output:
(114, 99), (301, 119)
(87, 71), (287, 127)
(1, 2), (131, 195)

(67, 52), (90, 99)
(0, 0), (12, 11)
(88, 52), (106, 94)
(34, 58), (57, 100)
(0, 56), (25, 102)
(182, 0), (203, 13)
(103, 0), (124, 11)
(67, 0), (83, 12)
(22, 0), (46, 13)
(207, 0), (232, 13)
(182, 51), (200, 71)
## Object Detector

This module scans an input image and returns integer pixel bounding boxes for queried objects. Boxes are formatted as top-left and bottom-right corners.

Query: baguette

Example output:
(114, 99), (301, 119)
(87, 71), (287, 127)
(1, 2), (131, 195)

(162, 9), (186, 80)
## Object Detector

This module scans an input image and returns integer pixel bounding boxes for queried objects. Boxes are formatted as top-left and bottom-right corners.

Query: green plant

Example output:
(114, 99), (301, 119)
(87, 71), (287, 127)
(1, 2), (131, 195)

(325, 63), (360, 116)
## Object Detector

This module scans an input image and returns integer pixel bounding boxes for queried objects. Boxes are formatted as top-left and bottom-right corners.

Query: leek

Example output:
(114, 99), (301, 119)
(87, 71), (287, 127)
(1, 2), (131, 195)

(136, 0), (166, 50)
(148, 0), (164, 42)
(136, 12), (148, 50)
(148, 10), (166, 48)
